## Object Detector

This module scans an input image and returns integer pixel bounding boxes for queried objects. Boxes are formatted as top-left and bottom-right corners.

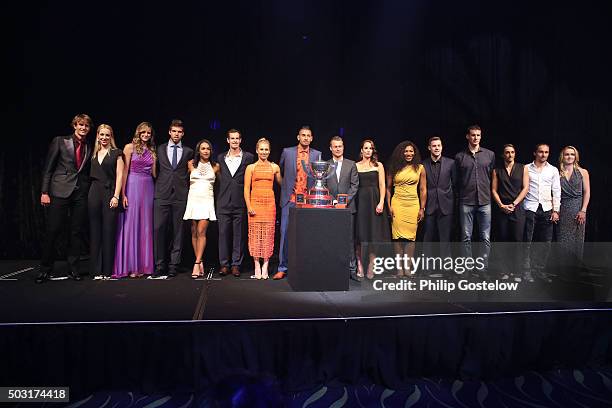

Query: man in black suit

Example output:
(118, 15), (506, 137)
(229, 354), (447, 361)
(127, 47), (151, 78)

(326, 136), (360, 280)
(422, 136), (456, 275)
(37, 113), (93, 283)
(150, 119), (194, 278)
(216, 129), (254, 277)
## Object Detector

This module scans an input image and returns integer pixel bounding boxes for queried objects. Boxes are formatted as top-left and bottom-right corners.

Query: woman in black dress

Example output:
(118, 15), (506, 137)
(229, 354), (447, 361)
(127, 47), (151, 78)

(491, 144), (529, 280)
(88, 124), (124, 280)
(355, 139), (391, 279)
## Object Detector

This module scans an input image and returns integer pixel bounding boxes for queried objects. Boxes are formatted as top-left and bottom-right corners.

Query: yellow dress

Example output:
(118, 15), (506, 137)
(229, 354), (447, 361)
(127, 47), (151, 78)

(391, 164), (423, 240)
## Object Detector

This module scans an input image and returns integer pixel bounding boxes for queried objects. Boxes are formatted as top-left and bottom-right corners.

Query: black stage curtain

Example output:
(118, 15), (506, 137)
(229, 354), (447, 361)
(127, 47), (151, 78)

(2, 313), (611, 396)
(6, 1), (612, 259)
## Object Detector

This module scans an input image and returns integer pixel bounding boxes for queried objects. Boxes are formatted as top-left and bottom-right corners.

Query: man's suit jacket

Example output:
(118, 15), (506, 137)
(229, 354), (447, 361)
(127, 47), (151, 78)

(423, 156), (455, 215)
(216, 150), (255, 214)
(41, 135), (91, 198)
(279, 146), (322, 208)
(154, 142), (194, 202)
(326, 158), (359, 214)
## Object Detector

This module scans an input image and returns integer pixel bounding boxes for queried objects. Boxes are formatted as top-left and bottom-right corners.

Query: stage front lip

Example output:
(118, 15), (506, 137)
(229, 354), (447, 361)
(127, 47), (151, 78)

(1, 254), (611, 325)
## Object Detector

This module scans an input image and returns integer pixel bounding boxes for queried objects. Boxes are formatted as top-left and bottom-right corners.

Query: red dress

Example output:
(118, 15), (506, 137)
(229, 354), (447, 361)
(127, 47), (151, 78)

(248, 162), (276, 258)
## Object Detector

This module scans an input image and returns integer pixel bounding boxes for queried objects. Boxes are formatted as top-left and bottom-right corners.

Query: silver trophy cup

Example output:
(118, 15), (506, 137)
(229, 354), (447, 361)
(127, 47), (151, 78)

(301, 160), (337, 207)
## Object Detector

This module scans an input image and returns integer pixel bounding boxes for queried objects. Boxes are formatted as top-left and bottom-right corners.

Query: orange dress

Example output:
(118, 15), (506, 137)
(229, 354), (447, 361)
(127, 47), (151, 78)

(248, 162), (276, 258)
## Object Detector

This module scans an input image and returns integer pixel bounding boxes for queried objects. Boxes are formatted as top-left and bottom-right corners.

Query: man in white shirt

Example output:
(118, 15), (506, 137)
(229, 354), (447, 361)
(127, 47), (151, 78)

(522, 143), (560, 282)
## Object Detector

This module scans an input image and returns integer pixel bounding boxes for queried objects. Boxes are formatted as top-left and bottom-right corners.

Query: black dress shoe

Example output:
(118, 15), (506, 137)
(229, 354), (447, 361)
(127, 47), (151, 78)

(167, 271), (177, 278)
(218, 266), (229, 276)
(35, 272), (48, 284)
(350, 274), (363, 282)
(68, 272), (83, 281)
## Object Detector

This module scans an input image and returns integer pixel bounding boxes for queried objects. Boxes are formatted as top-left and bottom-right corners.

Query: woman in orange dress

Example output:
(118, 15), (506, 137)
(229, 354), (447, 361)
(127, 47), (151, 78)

(244, 138), (282, 279)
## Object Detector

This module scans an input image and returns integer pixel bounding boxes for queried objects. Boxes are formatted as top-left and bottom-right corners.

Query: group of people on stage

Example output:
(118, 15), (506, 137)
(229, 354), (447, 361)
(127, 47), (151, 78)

(36, 115), (590, 284)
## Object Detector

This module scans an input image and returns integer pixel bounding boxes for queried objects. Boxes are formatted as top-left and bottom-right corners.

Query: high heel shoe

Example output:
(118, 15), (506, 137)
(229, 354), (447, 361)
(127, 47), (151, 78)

(192, 261), (202, 279)
(357, 264), (365, 279)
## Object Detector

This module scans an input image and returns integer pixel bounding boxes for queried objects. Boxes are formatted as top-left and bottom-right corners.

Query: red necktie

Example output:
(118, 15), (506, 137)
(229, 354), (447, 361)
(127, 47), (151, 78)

(75, 140), (83, 170)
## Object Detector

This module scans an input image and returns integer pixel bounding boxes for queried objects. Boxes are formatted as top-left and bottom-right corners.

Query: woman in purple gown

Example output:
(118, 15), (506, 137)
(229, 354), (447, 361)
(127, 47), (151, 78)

(113, 122), (157, 278)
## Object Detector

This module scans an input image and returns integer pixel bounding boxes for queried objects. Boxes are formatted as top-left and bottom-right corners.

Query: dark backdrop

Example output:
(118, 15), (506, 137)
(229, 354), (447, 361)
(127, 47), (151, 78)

(4, 0), (612, 259)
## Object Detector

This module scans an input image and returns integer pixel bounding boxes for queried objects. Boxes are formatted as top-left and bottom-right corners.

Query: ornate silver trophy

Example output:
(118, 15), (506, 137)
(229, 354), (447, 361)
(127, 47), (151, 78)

(300, 159), (337, 208)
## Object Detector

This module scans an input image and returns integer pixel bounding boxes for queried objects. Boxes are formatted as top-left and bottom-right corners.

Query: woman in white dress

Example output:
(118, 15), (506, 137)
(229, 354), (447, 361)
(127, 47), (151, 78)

(184, 139), (220, 278)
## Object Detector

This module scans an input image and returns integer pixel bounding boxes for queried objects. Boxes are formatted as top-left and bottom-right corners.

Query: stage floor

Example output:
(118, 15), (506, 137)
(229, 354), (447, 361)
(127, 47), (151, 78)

(1, 259), (611, 324)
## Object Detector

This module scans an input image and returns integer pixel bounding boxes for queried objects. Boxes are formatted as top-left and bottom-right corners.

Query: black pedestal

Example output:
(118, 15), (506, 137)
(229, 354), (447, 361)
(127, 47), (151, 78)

(288, 207), (351, 291)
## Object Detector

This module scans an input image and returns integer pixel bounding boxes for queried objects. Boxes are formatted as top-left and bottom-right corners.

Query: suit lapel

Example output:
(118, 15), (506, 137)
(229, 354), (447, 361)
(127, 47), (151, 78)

(291, 147), (297, 175)
(79, 143), (89, 172)
(159, 143), (170, 168)
(64, 138), (75, 169)
(219, 151), (230, 175)
(235, 152), (247, 178)
(177, 145), (189, 167)
(442, 157), (450, 177)
(339, 160), (350, 184)
(327, 160), (337, 188)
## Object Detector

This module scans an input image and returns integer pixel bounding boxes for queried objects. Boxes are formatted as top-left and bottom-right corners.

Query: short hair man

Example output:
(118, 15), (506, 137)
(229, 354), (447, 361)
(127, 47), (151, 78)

(454, 125), (495, 277)
(216, 129), (255, 277)
(275, 126), (322, 279)
(522, 143), (560, 283)
(151, 119), (194, 278)
(37, 113), (93, 283)
(327, 136), (360, 280)
(422, 136), (455, 276)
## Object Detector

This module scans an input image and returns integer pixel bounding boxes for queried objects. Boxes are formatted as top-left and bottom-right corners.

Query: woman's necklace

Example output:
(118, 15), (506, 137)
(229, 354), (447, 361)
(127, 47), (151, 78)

(198, 161), (210, 176)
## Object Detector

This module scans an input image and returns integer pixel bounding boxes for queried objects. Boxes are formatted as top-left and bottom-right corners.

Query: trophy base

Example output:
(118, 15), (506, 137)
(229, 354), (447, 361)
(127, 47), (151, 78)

(303, 194), (334, 208)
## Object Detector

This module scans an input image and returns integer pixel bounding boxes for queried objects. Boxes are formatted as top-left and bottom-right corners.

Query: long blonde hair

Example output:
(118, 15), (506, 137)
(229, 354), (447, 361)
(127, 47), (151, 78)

(132, 121), (157, 159)
(559, 145), (581, 176)
(92, 124), (117, 158)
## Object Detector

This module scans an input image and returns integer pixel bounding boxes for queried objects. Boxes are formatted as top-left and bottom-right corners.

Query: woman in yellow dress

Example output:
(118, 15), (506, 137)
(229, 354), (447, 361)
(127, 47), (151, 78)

(386, 141), (427, 277)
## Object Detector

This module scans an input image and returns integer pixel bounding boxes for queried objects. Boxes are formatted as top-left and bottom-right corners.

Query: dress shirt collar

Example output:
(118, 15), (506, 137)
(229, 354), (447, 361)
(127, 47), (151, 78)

(467, 146), (482, 155)
(529, 161), (553, 171)
(226, 148), (243, 158)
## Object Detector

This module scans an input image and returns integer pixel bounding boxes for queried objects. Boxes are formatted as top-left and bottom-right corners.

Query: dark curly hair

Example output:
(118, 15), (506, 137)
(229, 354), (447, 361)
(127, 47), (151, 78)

(388, 140), (421, 181)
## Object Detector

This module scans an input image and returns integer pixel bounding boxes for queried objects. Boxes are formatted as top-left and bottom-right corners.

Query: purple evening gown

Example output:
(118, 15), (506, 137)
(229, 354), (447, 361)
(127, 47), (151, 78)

(113, 148), (154, 277)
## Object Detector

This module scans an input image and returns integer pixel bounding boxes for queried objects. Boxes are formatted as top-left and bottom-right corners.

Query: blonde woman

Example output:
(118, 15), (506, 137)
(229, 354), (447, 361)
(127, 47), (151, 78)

(88, 124), (124, 279)
(113, 122), (157, 278)
(558, 146), (590, 260)
(244, 138), (282, 279)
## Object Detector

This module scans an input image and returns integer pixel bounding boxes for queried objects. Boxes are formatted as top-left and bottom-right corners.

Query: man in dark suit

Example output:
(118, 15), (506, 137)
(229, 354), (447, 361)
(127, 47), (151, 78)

(216, 128), (254, 277)
(326, 136), (360, 280)
(422, 136), (456, 275)
(275, 125), (321, 279)
(150, 119), (194, 278)
(37, 113), (93, 283)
